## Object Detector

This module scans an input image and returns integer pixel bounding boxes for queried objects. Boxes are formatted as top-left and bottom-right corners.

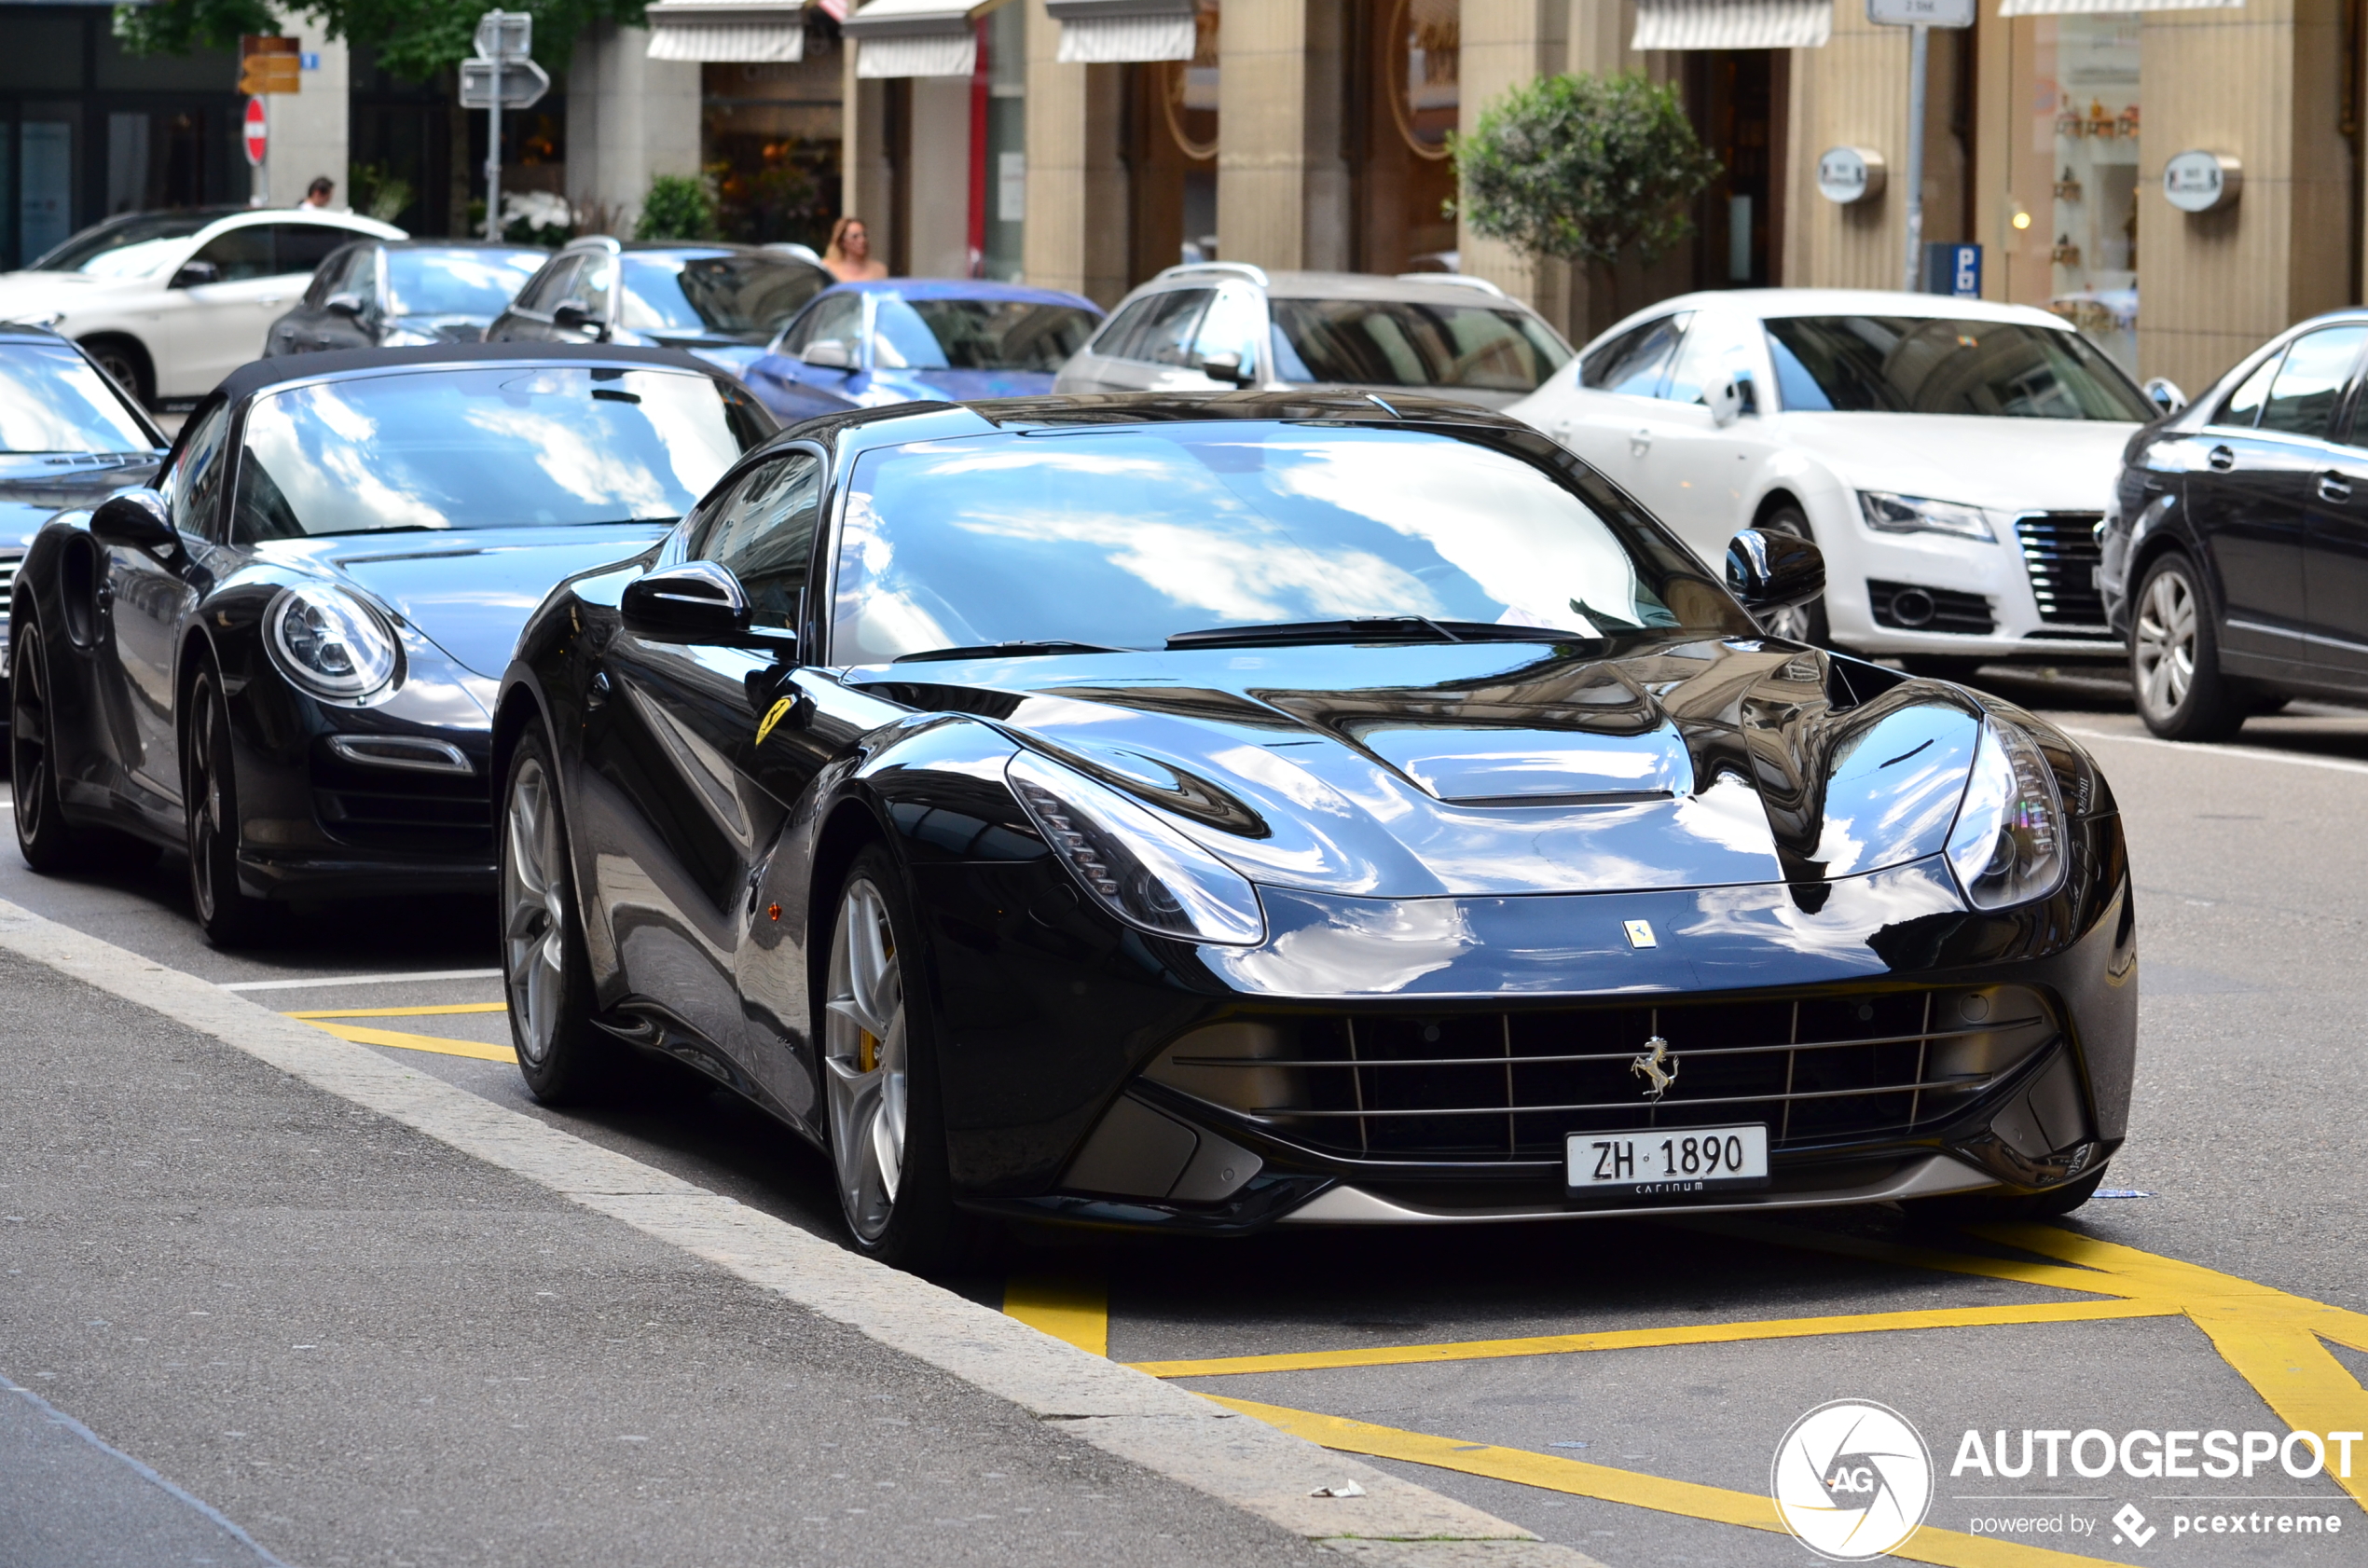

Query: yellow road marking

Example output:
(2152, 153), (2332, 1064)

(1679, 1216), (2150, 1299)
(295, 1018), (518, 1064)
(1003, 1275), (1108, 1357)
(1211, 1396), (2142, 1568)
(284, 1003), (508, 1019)
(1130, 1299), (2182, 1380)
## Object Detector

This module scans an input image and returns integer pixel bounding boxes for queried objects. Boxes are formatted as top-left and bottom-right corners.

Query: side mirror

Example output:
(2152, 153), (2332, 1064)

(800, 339), (854, 370)
(1199, 350), (1254, 387)
(551, 300), (603, 335)
(89, 488), (179, 556)
(2143, 376), (2187, 417)
(1709, 374), (1756, 428)
(621, 560), (754, 644)
(171, 260), (221, 289)
(1726, 528), (1824, 614)
(324, 292), (365, 318)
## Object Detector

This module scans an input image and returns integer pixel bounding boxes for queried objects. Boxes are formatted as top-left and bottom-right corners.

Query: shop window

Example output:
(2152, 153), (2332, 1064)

(2037, 17), (2141, 372)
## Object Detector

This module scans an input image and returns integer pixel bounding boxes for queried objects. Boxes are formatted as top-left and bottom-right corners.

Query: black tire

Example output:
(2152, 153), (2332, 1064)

(499, 722), (626, 1105)
(183, 662), (277, 947)
(11, 613), (89, 873)
(1909, 1166), (2109, 1226)
(77, 335), (153, 407)
(2129, 552), (2245, 740)
(1900, 654), (1989, 685)
(1754, 505), (1828, 646)
(820, 844), (974, 1272)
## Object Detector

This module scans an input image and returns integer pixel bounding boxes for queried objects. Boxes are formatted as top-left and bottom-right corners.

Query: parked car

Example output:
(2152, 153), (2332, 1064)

(7, 342), (776, 944)
(264, 241), (548, 355)
(492, 389), (2134, 1267)
(0, 324), (171, 690)
(1509, 290), (2165, 678)
(0, 207), (406, 409)
(741, 279), (1103, 422)
(1053, 264), (1573, 411)
(2100, 309), (2368, 737)
(487, 237), (833, 378)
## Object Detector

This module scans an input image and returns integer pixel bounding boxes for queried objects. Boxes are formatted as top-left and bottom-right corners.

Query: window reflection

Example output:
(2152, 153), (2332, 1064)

(230, 366), (753, 542)
(0, 346), (154, 453)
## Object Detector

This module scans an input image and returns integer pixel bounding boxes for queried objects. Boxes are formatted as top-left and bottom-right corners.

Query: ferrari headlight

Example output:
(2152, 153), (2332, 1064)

(268, 584), (397, 699)
(1946, 720), (2066, 910)
(1007, 750), (1264, 945)
(1859, 490), (1996, 543)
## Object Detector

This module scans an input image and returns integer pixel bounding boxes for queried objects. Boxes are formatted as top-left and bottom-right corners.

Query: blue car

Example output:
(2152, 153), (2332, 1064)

(741, 280), (1103, 421)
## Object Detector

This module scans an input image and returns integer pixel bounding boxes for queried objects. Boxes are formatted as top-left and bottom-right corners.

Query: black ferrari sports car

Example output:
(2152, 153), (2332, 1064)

(495, 391), (2136, 1265)
(8, 342), (774, 942)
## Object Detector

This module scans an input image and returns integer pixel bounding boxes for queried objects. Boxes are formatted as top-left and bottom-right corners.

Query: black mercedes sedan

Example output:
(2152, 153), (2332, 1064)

(487, 238), (833, 381)
(495, 391), (2136, 1268)
(0, 324), (170, 694)
(2100, 309), (2368, 738)
(264, 241), (548, 356)
(7, 342), (774, 944)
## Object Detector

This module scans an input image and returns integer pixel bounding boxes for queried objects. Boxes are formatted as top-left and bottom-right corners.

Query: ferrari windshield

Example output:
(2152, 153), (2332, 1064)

(0, 344), (158, 453)
(230, 365), (770, 542)
(831, 424), (1733, 662)
(1763, 316), (2155, 420)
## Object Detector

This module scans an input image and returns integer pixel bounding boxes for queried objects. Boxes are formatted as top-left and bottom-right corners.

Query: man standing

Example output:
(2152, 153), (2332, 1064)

(301, 176), (335, 209)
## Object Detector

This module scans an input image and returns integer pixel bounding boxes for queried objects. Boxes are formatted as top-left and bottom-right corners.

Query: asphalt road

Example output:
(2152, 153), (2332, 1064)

(4, 662), (2365, 1567)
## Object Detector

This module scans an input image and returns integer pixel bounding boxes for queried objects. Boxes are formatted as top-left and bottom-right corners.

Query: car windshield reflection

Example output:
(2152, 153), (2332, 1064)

(1763, 316), (2156, 420)
(0, 345), (158, 454)
(872, 298), (1101, 373)
(620, 253), (828, 339)
(230, 365), (762, 541)
(831, 423), (1730, 664)
(385, 249), (547, 318)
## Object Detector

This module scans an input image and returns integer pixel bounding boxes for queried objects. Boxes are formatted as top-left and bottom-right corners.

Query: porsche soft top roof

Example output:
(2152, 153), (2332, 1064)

(204, 340), (724, 408)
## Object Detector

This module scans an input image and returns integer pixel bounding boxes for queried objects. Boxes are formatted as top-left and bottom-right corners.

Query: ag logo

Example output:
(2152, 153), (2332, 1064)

(1769, 1399), (1934, 1561)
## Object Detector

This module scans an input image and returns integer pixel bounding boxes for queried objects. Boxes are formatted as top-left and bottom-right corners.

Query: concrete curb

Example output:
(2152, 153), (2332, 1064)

(0, 898), (1607, 1567)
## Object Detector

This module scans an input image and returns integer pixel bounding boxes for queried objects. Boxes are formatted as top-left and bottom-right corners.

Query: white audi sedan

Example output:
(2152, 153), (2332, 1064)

(1508, 290), (2163, 677)
(0, 206), (405, 410)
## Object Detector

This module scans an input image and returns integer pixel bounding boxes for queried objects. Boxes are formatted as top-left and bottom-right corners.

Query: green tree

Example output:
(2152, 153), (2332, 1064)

(633, 172), (720, 241)
(1452, 72), (1721, 310)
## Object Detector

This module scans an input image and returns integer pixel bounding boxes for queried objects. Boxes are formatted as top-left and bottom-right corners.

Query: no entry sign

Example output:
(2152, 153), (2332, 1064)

(242, 97), (267, 166)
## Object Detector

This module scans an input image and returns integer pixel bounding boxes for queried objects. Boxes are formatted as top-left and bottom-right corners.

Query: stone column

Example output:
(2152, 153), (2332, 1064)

(567, 22), (701, 235)
(265, 22), (348, 213)
(1782, 3), (1910, 291)
(1215, 0), (1349, 271)
(1024, 0), (1129, 303)
(1455, 0), (1573, 327)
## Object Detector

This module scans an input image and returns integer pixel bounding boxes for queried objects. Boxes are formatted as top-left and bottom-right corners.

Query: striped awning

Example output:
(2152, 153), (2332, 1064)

(842, 0), (1012, 76)
(1046, 0), (1196, 62)
(644, 0), (808, 62)
(1632, 0), (1832, 49)
(1999, 0), (2237, 12)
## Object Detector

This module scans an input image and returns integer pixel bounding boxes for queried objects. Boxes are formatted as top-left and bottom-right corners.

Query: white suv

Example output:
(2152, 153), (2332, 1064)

(1054, 264), (1572, 410)
(0, 206), (405, 408)
(1510, 289), (2163, 674)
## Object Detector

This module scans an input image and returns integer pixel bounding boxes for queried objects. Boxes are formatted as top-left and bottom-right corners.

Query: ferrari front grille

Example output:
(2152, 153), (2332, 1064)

(2015, 512), (2113, 632)
(1147, 987), (2058, 1162)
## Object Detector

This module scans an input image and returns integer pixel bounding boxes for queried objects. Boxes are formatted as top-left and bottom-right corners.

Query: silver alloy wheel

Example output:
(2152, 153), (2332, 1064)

(10, 633), (50, 847)
(2133, 567), (2197, 722)
(186, 680), (229, 922)
(503, 755), (569, 1066)
(824, 876), (909, 1243)
(1757, 599), (1815, 642)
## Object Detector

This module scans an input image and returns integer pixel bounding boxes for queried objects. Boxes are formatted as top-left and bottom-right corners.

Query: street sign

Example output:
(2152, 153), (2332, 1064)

(1921, 241), (1982, 297)
(475, 11), (532, 61)
(241, 96), (268, 166)
(238, 34), (301, 95)
(459, 57), (551, 110)
(1866, 0), (1974, 25)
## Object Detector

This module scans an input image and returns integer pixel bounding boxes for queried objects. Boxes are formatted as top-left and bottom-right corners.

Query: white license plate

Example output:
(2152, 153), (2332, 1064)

(1566, 1124), (1770, 1200)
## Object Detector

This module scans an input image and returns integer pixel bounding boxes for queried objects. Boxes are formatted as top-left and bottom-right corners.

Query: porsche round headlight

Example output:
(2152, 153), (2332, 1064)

(1945, 720), (2066, 910)
(268, 584), (397, 699)
(1008, 750), (1265, 945)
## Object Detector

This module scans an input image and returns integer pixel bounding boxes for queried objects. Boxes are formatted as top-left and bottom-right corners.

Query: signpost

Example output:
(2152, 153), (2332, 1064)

(238, 35), (300, 205)
(459, 11), (550, 241)
(1865, 0), (1974, 293)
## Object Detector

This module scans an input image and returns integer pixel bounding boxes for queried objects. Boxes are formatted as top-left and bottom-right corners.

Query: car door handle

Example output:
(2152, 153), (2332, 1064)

(2208, 445), (2236, 471)
(2319, 472), (2353, 503)
(1629, 427), (1653, 457)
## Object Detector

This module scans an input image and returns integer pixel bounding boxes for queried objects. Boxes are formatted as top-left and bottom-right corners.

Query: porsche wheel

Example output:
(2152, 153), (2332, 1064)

(822, 846), (968, 1269)
(2130, 553), (2244, 741)
(500, 725), (616, 1103)
(183, 664), (276, 947)
(1752, 506), (1828, 646)
(11, 615), (84, 873)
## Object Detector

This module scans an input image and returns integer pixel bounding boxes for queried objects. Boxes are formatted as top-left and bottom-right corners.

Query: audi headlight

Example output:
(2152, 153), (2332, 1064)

(1859, 490), (1996, 543)
(1945, 720), (2066, 910)
(267, 584), (397, 699)
(1007, 750), (1265, 945)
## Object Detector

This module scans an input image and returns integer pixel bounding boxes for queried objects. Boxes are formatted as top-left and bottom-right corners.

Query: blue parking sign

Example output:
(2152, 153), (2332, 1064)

(1921, 241), (1982, 297)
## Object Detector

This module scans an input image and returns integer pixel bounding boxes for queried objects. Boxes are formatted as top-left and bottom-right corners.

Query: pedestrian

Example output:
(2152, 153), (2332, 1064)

(301, 176), (335, 210)
(823, 215), (888, 282)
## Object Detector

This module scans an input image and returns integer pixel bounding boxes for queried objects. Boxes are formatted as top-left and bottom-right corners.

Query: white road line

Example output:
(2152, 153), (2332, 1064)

(2058, 725), (2368, 778)
(219, 968), (503, 992)
(0, 899), (1596, 1568)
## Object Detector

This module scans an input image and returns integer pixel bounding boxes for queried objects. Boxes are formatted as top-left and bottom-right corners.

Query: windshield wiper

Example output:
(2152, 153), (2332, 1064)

(893, 640), (1133, 664)
(1166, 616), (1589, 651)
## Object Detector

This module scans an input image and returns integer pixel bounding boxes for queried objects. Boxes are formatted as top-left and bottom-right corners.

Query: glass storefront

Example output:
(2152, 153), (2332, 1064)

(704, 15), (844, 249)
(2011, 15), (2141, 373)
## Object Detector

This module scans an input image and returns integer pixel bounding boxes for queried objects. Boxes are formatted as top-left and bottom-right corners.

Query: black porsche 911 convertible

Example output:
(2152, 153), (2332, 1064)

(495, 391), (2136, 1266)
(8, 342), (775, 942)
